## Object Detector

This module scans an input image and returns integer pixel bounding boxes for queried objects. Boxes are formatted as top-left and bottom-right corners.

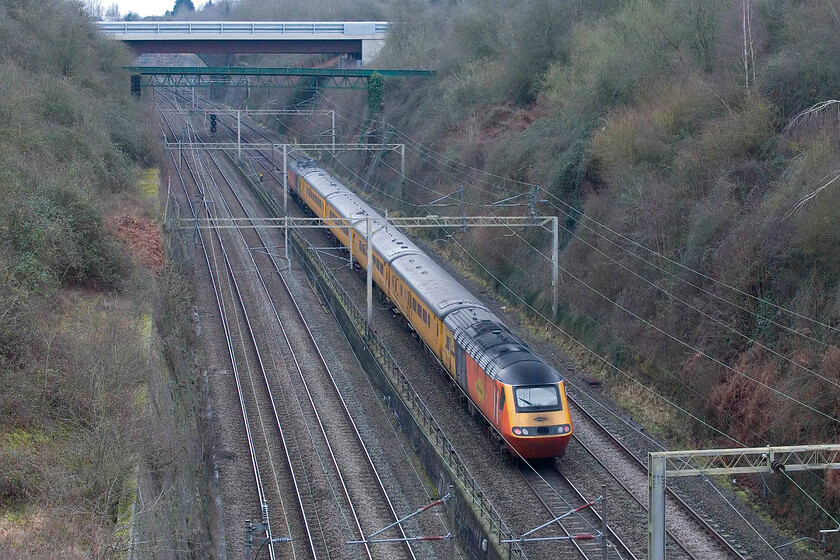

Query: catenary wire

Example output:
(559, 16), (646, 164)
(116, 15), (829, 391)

(295, 95), (822, 553)
(315, 91), (840, 339)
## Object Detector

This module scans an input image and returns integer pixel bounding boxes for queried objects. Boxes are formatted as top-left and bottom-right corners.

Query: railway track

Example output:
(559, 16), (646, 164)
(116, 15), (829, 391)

(517, 463), (634, 559)
(166, 92), (767, 560)
(159, 96), (290, 560)
(157, 92), (427, 559)
(563, 386), (751, 560)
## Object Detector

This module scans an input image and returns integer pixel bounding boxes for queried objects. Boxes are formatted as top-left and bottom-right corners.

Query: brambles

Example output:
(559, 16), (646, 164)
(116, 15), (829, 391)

(0, 0), (160, 556)
(349, 0), (840, 542)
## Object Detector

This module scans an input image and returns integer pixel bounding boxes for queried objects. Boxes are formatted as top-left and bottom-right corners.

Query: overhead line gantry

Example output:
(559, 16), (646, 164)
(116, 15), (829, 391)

(128, 66), (434, 91)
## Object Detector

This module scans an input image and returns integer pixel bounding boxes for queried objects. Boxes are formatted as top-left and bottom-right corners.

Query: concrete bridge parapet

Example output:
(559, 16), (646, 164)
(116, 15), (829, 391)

(97, 21), (390, 63)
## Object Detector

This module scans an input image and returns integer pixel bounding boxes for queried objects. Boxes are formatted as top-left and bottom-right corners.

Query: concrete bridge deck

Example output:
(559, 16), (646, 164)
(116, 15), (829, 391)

(98, 21), (390, 62)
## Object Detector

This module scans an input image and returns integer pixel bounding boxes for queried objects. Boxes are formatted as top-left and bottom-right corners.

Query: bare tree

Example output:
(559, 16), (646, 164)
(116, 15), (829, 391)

(742, 0), (756, 88)
(783, 100), (840, 217)
(104, 2), (120, 21)
(84, 0), (103, 20)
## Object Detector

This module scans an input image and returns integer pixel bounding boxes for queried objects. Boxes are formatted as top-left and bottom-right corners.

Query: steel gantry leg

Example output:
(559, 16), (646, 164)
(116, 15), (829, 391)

(648, 454), (666, 560)
(366, 217), (373, 331)
(601, 484), (608, 560)
(401, 143), (406, 180)
(552, 216), (559, 318)
(282, 144), (288, 261)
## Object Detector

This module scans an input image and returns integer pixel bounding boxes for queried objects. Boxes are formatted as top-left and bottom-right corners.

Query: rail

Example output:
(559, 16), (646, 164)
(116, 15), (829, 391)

(157, 98), (283, 559)
(288, 225), (527, 559)
(565, 389), (747, 559)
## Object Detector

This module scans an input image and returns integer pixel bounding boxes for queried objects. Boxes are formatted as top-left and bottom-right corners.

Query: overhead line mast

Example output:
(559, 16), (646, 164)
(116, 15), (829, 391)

(648, 444), (840, 560)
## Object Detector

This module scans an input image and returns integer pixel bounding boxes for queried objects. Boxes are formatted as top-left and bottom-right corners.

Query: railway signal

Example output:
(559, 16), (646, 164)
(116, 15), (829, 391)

(130, 74), (141, 96)
(209, 113), (217, 133)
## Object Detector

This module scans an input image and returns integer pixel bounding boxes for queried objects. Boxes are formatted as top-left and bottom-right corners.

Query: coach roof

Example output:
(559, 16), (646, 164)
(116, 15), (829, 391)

(390, 252), (485, 318)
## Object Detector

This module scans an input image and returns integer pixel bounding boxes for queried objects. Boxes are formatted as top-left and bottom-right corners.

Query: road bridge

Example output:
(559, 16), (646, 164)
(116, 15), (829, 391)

(97, 21), (389, 63)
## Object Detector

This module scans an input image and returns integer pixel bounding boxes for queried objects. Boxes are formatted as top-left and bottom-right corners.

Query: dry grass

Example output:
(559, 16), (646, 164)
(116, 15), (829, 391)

(0, 508), (107, 559)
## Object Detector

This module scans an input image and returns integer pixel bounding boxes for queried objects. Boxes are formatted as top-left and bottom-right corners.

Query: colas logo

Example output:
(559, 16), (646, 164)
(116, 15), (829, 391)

(474, 376), (486, 404)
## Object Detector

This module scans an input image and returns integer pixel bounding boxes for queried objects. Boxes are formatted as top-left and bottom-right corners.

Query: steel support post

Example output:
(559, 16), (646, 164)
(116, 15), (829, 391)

(237, 109), (242, 162)
(648, 454), (666, 560)
(245, 519), (253, 560)
(282, 144), (288, 260)
(331, 110), (336, 154)
(601, 484), (608, 560)
(193, 192), (200, 246)
(366, 217), (373, 330)
(448, 485), (456, 560)
(401, 144), (406, 178)
(552, 217), (559, 318)
(460, 187), (466, 232)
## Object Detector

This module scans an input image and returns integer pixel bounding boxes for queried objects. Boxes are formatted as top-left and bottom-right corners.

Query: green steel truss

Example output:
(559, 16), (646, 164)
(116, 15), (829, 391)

(126, 66), (434, 89)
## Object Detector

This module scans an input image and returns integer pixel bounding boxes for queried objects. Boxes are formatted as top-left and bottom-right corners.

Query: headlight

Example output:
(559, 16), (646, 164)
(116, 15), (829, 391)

(513, 425), (569, 436)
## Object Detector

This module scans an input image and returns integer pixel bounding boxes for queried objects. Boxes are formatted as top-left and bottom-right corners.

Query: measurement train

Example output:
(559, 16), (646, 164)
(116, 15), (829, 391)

(287, 159), (573, 459)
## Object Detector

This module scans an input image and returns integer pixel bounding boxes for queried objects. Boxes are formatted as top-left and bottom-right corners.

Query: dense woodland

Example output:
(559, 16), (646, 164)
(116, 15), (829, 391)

(390, 1), (840, 546)
(0, 1), (180, 556)
(2, 0), (840, 556)
(210, 0), (840, 548)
